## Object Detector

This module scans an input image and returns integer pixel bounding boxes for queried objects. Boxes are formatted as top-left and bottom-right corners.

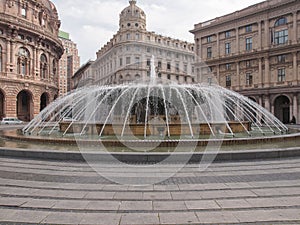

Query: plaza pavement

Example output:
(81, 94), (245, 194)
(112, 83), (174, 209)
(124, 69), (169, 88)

(0, 155), (300, 224)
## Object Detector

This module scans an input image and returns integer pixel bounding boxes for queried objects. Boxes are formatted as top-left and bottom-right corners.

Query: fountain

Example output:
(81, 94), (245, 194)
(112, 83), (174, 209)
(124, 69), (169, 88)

(11, 55), (288, 150)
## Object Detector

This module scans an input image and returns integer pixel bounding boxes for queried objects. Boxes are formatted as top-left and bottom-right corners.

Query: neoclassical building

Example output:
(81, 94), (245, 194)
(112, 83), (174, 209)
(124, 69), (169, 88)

(0, 0), (63, 121)
(92, 0), (195, 86)
(191, 0), (300, 124)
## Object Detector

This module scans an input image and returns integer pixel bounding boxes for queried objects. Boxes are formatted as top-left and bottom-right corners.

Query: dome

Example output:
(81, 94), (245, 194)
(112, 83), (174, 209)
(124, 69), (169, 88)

(119, 0), (146, 31)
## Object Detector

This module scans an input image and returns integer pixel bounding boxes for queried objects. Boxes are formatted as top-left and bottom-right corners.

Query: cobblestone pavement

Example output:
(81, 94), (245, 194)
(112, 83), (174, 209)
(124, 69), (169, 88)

(0, 156), (300, 224)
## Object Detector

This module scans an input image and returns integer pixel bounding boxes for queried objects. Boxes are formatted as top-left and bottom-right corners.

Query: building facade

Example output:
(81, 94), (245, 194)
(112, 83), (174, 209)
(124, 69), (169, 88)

(71, 60), (94, 90)
(92, 0), (195, 85)
(0, 0), (63, 121)
(191, 0), (300, 124)
(58, 30), (80, 96)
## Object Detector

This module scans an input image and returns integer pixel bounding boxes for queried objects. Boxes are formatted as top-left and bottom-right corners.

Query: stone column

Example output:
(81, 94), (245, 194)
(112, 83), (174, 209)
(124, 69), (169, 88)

(258, 96), (263, 122)
(235, 28), (239, 53)
(216, 65), (220, 84)
(293, 11), (297, 44)
(258, 58), (263, 87)
(293, 52), (298, 83)
(264, 19), (270, 48)
(293, 94), (298, 122)
(258, 21), (262, 50)
(264, 95), (270, 113)
(264, 57), (270, 85)
(236, 62), (240, 89)
(216, 33), (220, 55)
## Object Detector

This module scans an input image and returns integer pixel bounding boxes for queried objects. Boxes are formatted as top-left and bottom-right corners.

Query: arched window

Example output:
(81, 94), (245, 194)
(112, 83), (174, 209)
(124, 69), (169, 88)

(40, 54), (48, 79)
(275, 17), (287, 27)
(17, 47), (30, 75)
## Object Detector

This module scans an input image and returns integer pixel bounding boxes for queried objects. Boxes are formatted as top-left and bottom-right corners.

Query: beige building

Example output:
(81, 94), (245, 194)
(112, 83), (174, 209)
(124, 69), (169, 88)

(0, 0), (63, 121)
(92, 0), (195, 85)
(191, 0), (300, 124)
(58, 30), (80, 96)
(71, 60), (94, 90)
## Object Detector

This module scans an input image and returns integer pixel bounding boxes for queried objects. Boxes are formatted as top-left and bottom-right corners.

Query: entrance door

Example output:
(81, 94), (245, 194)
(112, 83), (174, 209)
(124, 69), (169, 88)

(17, 90), (33, 121)
(274, 95), (290, 124)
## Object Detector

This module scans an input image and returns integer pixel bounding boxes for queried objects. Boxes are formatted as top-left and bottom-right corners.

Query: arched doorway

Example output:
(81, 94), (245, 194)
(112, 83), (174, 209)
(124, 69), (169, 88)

(40, 93), (49, 112)
(0, 90), (4, 120)
(17, 90), (33, 121)
(274, 95), (290, 124)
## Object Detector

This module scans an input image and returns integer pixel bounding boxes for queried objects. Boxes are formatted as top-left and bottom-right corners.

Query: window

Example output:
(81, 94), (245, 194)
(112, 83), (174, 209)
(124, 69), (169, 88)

(274, 30), (288, 45)
(158, 73), (161, 78)
(245, 25), (252, 32)
(207, 47), (212, 58)
(225, 63), (231, 70)
(146, 47), (151, 53)
(278, 68), (285, 82)
(176, 75), (179, 80)
(246, 73), (253, 86)
(226, 75), (231, 87)
(225, 31), (231, 38)
(275, 17), (287, 27)
(126, 57), (131, 65)
(52, 60), (57, 76)
(208, 77), (212, 85)
(225, 43), (231, 54)
(135, 33), (139, 40)
(146, 59), (150, 67)
(126, 33), (130, 40)
(135, 57), (140, 65)
(17, 47), (30, 75)
(158, 61), (162, 69)
(246, 60), (251, 68)
(246, 37), (252, 51)
(184, 65), (187, 73)
(167, 62), (171, 70)
(277, 55), (286, 63)
(40, 54), (48, 79)
(167, 74), (171, 80)
(175, 63), (179, 72)
(119, 58), (123, 66)
(207, 36), (212, 43)
(21, 8), (27, 18)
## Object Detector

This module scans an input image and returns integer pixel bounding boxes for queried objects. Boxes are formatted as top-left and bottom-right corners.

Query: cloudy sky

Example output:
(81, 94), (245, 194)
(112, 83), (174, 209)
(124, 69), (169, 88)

(51, 0), (264, 64)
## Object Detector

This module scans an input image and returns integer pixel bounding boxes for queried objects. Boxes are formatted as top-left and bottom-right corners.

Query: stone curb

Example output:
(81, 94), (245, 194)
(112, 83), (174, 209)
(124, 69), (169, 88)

(1, 147), (300, 163)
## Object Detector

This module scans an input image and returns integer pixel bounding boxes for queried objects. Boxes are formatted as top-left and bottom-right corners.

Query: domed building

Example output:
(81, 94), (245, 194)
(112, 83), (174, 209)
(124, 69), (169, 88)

(0, 0), (63, 121)
(92, 0), (195, 85)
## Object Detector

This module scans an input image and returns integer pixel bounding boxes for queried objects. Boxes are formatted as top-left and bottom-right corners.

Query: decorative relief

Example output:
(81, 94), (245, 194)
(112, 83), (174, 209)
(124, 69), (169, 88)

(6, 0), (14, 8)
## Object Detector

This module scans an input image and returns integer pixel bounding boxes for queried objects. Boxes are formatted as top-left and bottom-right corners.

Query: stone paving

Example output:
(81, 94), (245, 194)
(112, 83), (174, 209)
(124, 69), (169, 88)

(0, 156), (300, 224)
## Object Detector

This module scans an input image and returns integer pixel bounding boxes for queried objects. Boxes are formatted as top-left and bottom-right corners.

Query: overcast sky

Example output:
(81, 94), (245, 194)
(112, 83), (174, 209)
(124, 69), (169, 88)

(51, 0), (264, 65)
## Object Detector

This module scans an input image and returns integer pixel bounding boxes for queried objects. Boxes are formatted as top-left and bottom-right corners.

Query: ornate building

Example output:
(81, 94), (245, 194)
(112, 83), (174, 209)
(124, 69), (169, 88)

(92, 0), (195, 85)
(0, 0), (63, 121)
(191, 0), (300, 124)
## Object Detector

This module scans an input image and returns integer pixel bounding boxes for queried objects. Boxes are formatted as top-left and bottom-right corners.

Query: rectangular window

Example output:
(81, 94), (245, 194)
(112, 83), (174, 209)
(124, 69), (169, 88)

(278, 68), (286, 82)
(146, 47), (151, 53)
(207, 36), (212, 43)
(246, 60), (251, 68)
(135, 57), (140, 65)
(274, 29), (288, 45)
(126, 57), (131, 65)
(225, 31), (231, 38)
(277, 54), (286, 63)
(119, 58), (123, 66)
(135, 33), (139, 40)
(126, 33), (131, 40)
(246, 37), (252, 51)
(147, 59), (150, 67)
(167, 62), (171, 70)
(246, 73), (253, 86)
(207, 47), (212, 58)
(225, 63), (231, 70)
(158, 61), (162, 69)
(184, 65), (187, 73)
(176, 63), (179, 72)
(245, 25), (252, 32)
(21, 8), (26, 17)
(226, 75), (231, 87)
(225, 43), (231, 55)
